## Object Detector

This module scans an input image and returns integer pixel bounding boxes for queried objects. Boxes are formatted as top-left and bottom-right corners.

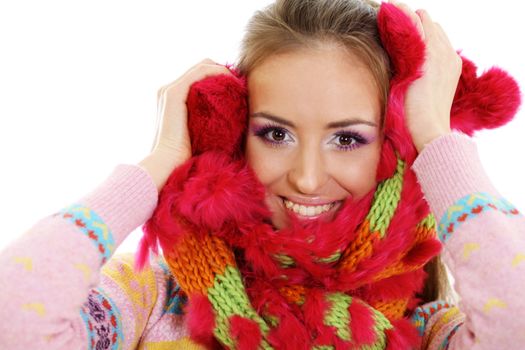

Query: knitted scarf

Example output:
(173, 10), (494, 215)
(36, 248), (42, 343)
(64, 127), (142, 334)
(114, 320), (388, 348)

(135, 3), (520, 349)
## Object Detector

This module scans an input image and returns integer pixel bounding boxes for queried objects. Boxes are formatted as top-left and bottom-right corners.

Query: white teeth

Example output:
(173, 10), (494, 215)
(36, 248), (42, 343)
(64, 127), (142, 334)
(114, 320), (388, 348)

(306, 206), (315, 216)
(299, 206), (307, 216)
(283, 199), (335, 217)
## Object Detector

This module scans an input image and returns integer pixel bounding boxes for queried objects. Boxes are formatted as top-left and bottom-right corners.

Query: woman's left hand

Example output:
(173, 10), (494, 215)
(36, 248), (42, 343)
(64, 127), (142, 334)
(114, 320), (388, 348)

(388, 0), (463, 152)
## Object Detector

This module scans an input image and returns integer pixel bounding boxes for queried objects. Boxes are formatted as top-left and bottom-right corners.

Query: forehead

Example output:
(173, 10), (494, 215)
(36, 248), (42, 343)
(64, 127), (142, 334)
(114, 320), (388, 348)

(247, 47), (381, 125)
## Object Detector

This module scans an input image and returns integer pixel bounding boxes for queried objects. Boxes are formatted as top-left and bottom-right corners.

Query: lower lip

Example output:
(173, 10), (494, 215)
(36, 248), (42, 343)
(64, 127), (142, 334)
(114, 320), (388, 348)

(281, 198), (340, 220)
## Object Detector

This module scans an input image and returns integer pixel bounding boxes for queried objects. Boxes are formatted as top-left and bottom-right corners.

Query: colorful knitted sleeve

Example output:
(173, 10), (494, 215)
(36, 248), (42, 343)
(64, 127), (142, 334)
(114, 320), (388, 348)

(0, 164), (191, 349)
(411, 300), (464, 350)
(84, 252), (197, 349)
(411, 132), (525, 350)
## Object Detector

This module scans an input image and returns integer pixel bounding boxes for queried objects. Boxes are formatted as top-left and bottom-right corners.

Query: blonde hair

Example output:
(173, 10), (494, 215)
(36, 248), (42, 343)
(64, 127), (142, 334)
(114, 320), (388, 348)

(236, 0), (453, 305)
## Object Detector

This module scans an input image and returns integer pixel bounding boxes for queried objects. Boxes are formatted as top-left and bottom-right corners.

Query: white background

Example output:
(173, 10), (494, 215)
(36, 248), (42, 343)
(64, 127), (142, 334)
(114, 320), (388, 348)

(1, 0), (524, 255)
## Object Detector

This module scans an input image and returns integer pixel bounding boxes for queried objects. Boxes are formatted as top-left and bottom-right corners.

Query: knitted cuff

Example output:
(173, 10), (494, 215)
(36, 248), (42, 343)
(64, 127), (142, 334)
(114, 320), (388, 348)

(411, 132), (498, 221)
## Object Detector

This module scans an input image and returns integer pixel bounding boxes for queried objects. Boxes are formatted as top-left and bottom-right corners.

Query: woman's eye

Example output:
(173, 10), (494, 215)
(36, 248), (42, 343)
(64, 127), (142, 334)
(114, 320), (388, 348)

(253, 125), (293, 146)
(330, 131), (368, 151)
(270, 129), (286, 141)
(338, 134), (356, 146)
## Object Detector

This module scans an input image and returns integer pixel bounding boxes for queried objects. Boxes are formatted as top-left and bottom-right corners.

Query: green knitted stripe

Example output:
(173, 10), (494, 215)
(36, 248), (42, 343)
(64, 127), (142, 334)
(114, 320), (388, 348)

(263, 313), (279, 327)
(312, 346), (334, 350)
(207, 265), (273, 349)
(367, 158), (405, 238)
(274, 253), (295, 267)
(324, 293), (353, 342)
(276, 250), (341, 267)
(418, 213), (436, 229)
(317, 251), (341, 264)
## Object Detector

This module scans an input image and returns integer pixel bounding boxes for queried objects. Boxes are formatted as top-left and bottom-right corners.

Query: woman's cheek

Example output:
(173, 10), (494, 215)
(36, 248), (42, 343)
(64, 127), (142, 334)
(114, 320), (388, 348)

(251, 148), (286, 185)
(326, 144), (381, 197)
(246, 139), (289, 185)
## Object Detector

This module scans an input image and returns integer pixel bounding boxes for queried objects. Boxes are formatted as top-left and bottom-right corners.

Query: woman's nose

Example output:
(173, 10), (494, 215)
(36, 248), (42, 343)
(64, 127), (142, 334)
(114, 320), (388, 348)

(287, 147), (329, 195)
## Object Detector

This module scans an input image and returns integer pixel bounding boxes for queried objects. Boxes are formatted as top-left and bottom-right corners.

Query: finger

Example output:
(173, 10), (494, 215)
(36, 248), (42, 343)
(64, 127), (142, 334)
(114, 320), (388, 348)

(178, 62), (233, 87)
(161, 58), (222, 88)
(158, 63), (232, 100)
(415, 9), (437, 41)
(193, 58), (218, 69)
(184, 64), (234, 89)
(157, 60), (212, 99)
(157, 85), (167, 100)
(160, 65), (233, 105)
(432, 21), (455, 48)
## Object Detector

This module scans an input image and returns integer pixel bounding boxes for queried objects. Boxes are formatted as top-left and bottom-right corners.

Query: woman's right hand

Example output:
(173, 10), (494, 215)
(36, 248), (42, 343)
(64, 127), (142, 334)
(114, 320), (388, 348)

(139, 58), (234, 191)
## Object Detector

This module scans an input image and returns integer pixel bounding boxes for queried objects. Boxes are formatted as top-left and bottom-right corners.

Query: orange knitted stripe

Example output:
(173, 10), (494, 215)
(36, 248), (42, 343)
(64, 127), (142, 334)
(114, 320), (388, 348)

(414, 225), (436, 242)
(338, 221), (380, 272)
(165, 232), (236, 294)
(372, 261), (404, 282)
(279, 285), (306, 305)
(370, 298), (409, 320)
(372, 244), (440, 281)
(372, 261), (412, 282)
(371, 225), (437, 282)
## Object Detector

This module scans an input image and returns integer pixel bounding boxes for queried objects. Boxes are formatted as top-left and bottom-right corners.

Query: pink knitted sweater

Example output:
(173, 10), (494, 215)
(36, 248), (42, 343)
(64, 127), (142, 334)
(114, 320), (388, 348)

(1, 132), (524, 349)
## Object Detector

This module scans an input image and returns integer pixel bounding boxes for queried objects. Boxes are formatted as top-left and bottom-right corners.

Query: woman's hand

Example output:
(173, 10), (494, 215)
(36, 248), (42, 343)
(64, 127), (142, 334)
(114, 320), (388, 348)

(139, 58), (234, 191)
(388, 0), (462, 152)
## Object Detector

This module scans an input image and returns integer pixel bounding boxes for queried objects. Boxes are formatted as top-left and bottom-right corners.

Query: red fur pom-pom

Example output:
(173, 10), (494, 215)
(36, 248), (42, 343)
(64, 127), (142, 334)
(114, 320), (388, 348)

(177, 152), (269, 230)
(451, 57), (522, 135)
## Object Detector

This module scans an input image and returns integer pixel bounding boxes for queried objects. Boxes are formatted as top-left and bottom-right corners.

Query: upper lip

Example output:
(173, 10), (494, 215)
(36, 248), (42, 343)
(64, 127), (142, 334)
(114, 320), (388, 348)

(281, 195), (340, 206)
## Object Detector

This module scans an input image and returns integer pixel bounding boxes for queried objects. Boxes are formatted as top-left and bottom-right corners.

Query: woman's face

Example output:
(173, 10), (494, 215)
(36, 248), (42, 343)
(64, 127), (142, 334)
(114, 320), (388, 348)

(245, 46), (383, 229)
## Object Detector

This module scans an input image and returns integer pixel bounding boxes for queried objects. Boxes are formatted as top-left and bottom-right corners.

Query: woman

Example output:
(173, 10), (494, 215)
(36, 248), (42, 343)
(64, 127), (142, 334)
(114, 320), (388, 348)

(0, 0), (523, 349)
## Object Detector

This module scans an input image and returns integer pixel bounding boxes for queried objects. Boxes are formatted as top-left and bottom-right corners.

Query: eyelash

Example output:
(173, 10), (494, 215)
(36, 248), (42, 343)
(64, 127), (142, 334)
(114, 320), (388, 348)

(253, 123), (369, 151)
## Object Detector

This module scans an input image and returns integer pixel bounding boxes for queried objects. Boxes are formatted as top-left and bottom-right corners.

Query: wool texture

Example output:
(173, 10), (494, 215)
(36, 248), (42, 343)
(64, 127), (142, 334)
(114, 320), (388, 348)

(135, 3), (521, 349)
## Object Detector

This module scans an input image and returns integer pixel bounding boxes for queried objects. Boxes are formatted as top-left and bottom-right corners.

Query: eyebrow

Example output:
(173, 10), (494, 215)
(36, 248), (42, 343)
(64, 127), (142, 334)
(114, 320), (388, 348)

(250, 112), (378, 129)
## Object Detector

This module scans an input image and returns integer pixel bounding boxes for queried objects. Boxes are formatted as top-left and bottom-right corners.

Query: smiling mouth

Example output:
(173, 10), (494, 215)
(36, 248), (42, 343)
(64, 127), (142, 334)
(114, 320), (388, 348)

(282, 198), (339, 217)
